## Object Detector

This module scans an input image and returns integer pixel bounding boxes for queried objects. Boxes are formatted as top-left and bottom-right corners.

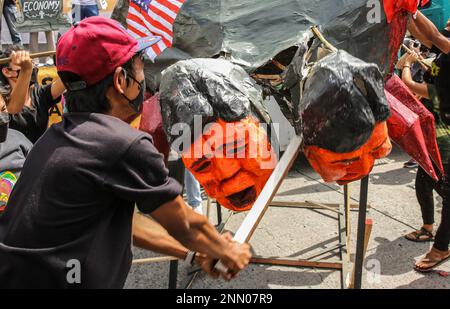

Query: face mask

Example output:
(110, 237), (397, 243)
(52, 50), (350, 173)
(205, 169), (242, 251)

(128, 82), (145, 113)
(121, 73), (145, 114)
(7, 67), (38, 86)
(30, 67), (38, 86)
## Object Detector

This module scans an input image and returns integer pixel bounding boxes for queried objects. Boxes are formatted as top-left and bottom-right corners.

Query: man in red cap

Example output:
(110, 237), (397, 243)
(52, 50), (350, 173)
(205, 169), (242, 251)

(0, 17), (251, 288)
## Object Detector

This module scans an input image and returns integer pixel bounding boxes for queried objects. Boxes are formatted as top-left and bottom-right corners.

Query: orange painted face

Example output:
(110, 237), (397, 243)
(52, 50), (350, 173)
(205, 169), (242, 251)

(182, 117), (277, 211)
(304, 122), (392, 185)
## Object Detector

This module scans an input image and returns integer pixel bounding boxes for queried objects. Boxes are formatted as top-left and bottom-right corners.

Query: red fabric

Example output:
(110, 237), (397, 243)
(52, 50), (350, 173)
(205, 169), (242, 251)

(385, 90), (439, 181)
(139, 94), (170, 164)
(387, 11), (410, 77)
(385, 75), (444, 175)
(383, 0), (429, 23)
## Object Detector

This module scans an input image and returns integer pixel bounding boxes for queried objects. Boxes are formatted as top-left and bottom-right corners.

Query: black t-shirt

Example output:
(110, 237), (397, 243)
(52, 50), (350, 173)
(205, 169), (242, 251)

(426, 42), (450, 124)
(433, 52), (450, 123)
(8, 84), (60, 144)
(0, 113), (182, 288)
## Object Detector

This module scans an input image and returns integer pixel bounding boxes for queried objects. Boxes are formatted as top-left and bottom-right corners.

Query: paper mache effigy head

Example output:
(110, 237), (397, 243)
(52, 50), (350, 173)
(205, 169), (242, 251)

(284, 40), (392, 185)
(160, 59), (277, 211)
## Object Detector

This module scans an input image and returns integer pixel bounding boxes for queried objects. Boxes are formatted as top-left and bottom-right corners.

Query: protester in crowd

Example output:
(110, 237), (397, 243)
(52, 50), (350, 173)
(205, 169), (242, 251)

(0, 51), (32, 178)
(4, 89), (213, 272)
(0, 17), (251, 288)
(0, 95), (32, 216)
(0, 0), (22, 47)
(72, 0), (100, 24)
(401, 11), (450, 272)
(184, 169), (203, 215)
(0, 46), (65, 143)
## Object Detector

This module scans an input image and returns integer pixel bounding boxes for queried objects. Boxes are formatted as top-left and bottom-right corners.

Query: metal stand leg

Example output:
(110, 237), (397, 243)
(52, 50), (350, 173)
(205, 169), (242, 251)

(353, 176), (369, 289)
(168, 260), (178, 289)
(216, 202), (225, 231)
(217, 202), (222, 226)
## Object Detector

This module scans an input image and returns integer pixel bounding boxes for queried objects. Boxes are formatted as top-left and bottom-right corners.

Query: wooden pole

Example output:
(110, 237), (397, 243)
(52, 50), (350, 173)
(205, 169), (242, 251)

(311, 26), (338, 52)
(401, 44), (431, 70)
(132, 256), (178, 265)
(0, 51), (56, 65)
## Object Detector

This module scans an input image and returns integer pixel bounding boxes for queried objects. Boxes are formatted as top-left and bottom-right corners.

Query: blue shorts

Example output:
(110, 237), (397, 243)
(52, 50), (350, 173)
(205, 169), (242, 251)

(72, 4), (99, 24)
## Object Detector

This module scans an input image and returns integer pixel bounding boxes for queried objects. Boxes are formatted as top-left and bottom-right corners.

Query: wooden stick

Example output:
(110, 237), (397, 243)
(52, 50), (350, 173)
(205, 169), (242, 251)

(252, 74), (282, 80)
(305, 200), (343, 215)
(271, 59), (286, 71)
(132, 256), (178, 265)
(311, 26), (338, 53)
(269, 200), (370, 210)
(401, 44), (431, 70)
(251, 257), (342, 270)
(0, 51), (56, 65)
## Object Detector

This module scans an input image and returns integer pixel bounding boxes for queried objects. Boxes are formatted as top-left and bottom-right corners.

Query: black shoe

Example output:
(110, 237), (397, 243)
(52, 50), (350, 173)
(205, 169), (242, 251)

(404, 160), (418, 168)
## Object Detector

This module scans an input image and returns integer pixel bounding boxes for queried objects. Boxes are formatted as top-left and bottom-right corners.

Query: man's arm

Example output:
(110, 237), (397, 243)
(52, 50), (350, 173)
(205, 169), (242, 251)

(400, 53), (430, 99)
(151, 196), (251, 279)
(132, 212), (189, 260)
(132, 211), (223, 278)
(50, 78), (66, 101)
(408, 11), (450, 54)
(6, 51), (33, 114)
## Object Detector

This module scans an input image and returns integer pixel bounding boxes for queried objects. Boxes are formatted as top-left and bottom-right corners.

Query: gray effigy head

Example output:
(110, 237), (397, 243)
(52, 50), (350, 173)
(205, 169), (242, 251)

(284, 45), (390, 153)
(160, 58), (271, 145)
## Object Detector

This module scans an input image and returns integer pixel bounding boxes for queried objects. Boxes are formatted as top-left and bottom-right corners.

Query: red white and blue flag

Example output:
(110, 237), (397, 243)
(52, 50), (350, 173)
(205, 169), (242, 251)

(126, 0), (186, 61)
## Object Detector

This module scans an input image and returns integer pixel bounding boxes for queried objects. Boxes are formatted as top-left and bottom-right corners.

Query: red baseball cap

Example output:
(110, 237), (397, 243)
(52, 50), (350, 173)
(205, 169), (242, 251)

(57, 16), (160, 91)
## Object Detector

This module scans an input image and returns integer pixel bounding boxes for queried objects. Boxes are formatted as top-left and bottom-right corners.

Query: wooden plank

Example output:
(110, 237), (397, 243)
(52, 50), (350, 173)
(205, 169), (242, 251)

(214, 135), (303, 273)
(234, 135), (302, 244)
(251, 257), (342, 270)
(339, 203), (351, 289)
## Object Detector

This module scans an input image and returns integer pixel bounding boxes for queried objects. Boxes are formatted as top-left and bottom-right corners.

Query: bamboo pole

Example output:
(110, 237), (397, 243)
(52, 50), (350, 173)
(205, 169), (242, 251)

(132, 256), (178, 265)
(0, 51), (56, 65)
(311, 26), (338, 52)
(401, 44), (431, 70)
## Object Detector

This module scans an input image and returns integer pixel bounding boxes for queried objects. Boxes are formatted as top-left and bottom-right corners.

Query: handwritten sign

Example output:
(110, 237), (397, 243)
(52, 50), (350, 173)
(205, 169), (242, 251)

(22, 0), (61, 20)
(16, 0), (70, 32)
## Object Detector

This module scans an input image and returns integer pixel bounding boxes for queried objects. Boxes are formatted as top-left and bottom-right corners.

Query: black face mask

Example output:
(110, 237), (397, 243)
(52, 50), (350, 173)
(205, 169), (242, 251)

(8, 67), (38, 86)
(121, 71), (145, 114)
(30, 67), (39, 86)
